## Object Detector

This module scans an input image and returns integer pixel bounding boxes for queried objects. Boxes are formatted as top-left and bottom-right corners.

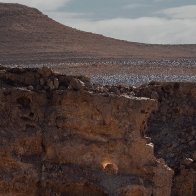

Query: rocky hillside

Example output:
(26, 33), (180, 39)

(1, 3), (196, 64)
(0, 67), (173, 195)
(0, 3), (196, 195)
(0, 67), (195, 195)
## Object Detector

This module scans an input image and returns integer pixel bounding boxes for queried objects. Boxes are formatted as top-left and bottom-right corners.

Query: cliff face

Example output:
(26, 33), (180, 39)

(1, 67), (196, 195)
(136, 82), (196, 196)
(0, 67), (174, 196)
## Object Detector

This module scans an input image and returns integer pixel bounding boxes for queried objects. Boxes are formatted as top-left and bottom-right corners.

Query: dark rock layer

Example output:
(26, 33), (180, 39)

(136, 82), (196, 196)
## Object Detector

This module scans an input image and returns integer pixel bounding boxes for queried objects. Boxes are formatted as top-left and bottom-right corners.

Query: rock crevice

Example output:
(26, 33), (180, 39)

(136, 82), (196, 196)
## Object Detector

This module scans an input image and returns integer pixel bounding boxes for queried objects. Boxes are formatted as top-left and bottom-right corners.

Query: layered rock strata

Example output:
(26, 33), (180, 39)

(0, 67), (173, 195)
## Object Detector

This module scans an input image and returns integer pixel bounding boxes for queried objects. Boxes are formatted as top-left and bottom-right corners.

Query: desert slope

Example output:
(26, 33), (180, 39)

(1, 3), (196, 64)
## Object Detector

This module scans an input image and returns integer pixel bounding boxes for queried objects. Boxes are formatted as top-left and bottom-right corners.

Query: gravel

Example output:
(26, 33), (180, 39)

(91, 74), (196, 86)
(1, 57), (196, 87)
(1, 57), (196, 68)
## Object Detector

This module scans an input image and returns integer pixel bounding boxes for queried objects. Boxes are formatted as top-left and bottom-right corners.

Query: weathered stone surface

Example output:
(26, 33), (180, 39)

(2, 67), (196, 195)
(69, 78), (85, 90)
(136, 82), (196, 196)
(0, 89), (45, 195)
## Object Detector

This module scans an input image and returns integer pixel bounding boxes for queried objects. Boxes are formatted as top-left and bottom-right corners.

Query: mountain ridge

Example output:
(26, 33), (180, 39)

(1, 3), (196, 64)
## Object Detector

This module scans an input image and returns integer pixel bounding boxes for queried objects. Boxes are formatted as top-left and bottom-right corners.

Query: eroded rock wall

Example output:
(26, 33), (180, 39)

(0, 67), (173, 196)
(136, 82), (196, 196)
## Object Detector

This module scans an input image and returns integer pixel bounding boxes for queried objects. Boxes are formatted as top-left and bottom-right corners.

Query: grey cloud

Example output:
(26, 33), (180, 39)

(160, 5), (196, 19)
(0, 0), (72, 11)
(48, 11), (196, 44)
(3, 0), (196, 44)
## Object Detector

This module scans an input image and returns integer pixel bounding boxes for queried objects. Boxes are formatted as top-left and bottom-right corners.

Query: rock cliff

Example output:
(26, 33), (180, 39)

(136, 82), (196, 196)
(0, 67), (195, 195)
(0, 67), (175, 196)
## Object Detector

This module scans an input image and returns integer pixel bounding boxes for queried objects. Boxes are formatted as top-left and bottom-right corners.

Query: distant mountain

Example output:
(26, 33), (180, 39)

(0, 3), (196, 64)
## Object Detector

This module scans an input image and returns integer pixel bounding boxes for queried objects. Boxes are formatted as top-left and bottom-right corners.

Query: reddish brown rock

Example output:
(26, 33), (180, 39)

(0, 68), (178, 196)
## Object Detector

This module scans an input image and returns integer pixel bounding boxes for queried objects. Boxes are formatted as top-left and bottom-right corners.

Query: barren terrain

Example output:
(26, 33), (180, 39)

(0, 3), (196, 196)
(1, 1), (196, 61)
(1, 3), (196, 86)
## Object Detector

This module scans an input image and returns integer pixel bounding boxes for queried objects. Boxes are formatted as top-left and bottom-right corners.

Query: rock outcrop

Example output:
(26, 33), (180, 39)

(136, 82), (196, 196)
(0, 67), (174, 196)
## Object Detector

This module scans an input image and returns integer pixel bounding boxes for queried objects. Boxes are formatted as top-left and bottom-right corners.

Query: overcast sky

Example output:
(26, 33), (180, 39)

(2, 0), (196, 44)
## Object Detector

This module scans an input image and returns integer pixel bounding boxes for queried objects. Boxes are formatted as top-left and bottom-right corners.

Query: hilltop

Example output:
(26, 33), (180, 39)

(1, 3), (196, 65)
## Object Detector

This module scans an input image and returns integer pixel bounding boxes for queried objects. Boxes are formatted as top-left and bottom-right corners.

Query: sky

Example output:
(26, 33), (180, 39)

(2, 0), (196, 44)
